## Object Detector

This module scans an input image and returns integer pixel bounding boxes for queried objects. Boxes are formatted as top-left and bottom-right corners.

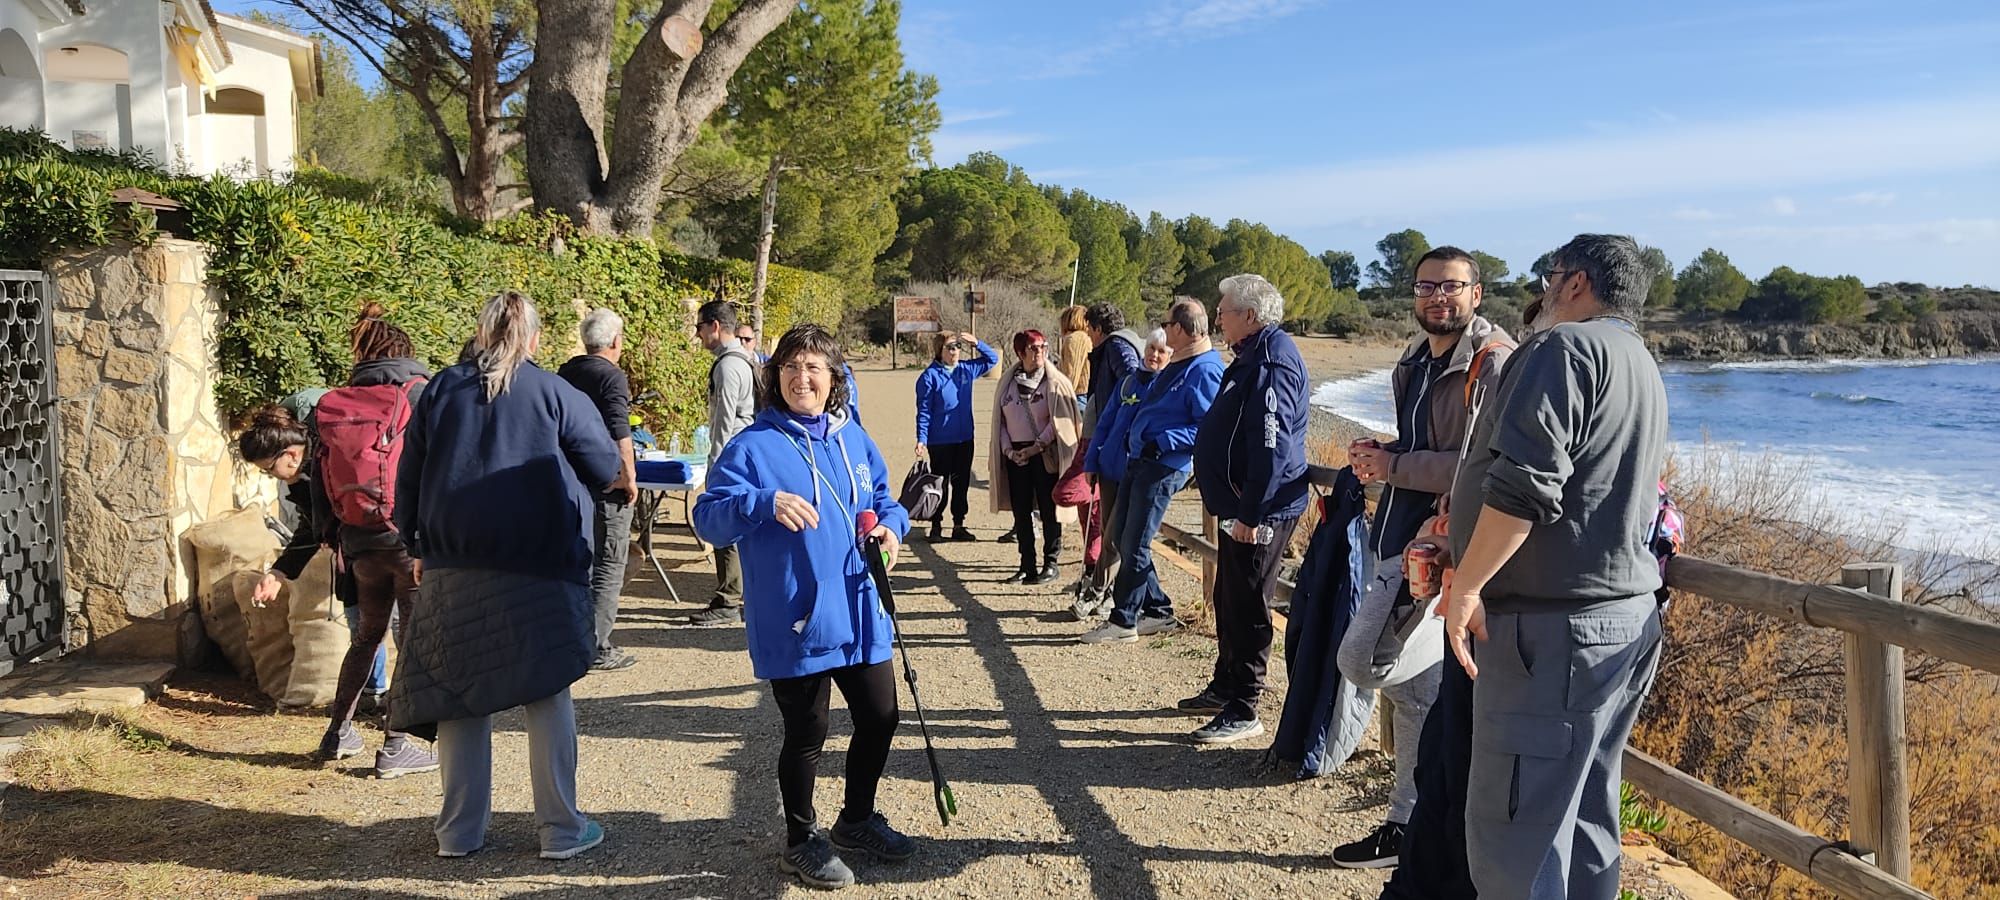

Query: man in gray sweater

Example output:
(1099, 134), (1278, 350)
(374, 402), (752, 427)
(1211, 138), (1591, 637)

(1442, 234), (1668, 900)
(691, 300), (760, 626)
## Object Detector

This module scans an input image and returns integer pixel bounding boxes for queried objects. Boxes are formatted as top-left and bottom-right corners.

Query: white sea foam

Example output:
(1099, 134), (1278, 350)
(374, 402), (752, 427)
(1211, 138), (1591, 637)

(1667, 354), (2000, 374)
(1309, 370), (1397, 434)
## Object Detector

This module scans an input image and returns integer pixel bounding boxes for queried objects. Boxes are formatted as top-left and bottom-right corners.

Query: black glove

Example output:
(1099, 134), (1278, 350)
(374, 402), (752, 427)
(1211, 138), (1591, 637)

(1141, 441), (1162, 461)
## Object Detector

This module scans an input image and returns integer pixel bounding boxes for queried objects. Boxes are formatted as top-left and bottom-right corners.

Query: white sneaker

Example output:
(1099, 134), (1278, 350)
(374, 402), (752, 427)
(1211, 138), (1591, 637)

(1136, 614), (1182, 636)
(1079, 622), (1137, 644)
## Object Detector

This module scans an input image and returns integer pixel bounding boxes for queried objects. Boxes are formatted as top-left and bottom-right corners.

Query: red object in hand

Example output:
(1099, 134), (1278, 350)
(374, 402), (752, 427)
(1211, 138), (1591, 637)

(1406, 543), (1442, 600)
(856, 509), (879, 545)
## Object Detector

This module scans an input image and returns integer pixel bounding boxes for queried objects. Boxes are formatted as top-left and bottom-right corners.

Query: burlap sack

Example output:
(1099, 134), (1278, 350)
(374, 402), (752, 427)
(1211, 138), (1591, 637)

(276, 550), (348, 708)
(184, 507), (277, 684)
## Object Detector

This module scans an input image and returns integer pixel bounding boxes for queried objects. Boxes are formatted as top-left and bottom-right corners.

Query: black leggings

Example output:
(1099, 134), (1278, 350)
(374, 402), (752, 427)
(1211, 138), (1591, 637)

(926, 440), (974, 526)
(770, 660), (900, 844)
(1004, 456), (1060, 568)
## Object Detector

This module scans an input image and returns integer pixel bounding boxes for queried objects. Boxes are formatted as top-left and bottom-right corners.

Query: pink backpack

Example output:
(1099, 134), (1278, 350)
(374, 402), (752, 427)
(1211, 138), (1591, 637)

(314, 380), (424, 530)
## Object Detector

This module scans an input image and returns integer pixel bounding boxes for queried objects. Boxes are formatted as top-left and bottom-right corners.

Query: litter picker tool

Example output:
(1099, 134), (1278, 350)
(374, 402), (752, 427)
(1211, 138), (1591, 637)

(857, 510), (958, 826)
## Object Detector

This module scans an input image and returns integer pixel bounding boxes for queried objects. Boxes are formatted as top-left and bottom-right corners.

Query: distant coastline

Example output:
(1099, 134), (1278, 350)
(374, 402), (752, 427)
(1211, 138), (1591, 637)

(1643, 309), (2000, 362)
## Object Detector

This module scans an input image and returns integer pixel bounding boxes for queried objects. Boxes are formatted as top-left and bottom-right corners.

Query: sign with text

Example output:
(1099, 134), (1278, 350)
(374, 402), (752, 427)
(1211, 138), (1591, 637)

(964, 290), (986, 314)
(894, 295), (941, 333)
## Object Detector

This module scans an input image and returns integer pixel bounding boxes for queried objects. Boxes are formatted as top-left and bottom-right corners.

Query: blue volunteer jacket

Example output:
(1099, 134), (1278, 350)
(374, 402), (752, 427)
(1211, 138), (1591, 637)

(692, 406), (912, 681)
(1195, 324), (1311, 525)
(1081, 369), (1153, 483)
(1122, 349), (1224, 474)
(913, 341), (1000, 445)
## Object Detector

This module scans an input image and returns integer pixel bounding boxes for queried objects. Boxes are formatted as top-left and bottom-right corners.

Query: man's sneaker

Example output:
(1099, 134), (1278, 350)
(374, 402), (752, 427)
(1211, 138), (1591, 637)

(1190, 713), (1266, 745)
(590, 646), (637, 671)
(1331, 820), (1404, 869)
(689, 606), (742, 627)
(1175, 690), (1225, 715)
(375, 739), (439, 779)
(1136, 613), (1182, 636)
(830, 811), (916, 862)
(541, 819), (605, 860)
(436, 844), (484, 858)
(949, 527), (976, 542)
(927, 522), (943, 541)
(780, 830), (855, 890)
(315, 723), (364, 761)
(1079, 622), (1137, 644)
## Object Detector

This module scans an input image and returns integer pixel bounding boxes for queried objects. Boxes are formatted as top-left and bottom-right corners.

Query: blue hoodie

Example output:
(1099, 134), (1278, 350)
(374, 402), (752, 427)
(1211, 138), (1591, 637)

(693, 406), (912, 680)
(913, 340), (1000, 445)
(1195, 324), (1312, 525)
(1122, 349), (1225, 474)
(1082, 369), (1154, 483)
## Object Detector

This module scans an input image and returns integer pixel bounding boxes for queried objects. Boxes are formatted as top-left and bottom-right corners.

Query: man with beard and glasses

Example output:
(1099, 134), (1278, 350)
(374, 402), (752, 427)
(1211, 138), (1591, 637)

(1333, 246), (1515, 872)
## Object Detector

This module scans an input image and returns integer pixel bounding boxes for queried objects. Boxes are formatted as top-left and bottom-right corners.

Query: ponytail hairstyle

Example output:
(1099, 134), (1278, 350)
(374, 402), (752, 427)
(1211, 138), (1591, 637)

(237, 403), (309, 462)
(350, 301), (416, 363)
(473, 290), (541, 400)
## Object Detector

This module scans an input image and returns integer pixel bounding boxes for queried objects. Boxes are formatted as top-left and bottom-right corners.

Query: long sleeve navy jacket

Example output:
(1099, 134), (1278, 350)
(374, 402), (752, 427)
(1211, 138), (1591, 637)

(1194, 324), (1311, 525)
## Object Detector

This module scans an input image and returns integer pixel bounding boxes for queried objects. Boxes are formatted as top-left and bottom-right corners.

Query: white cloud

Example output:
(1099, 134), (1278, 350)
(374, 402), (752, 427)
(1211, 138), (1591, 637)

(1137, 0), (1324, 37)
(1672, 207), (1724, 221)
(1768, 196), (1799, 216)
(928, 130), (1047, 164)
(1125, 95), (2000, 229)
(941, 108), (1013, 126)
(1836, 190), (1898, 207)
(1719, 218), (2000, 246)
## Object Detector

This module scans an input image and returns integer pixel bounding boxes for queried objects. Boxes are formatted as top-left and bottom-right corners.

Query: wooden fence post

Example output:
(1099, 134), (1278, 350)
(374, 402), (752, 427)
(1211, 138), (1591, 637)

(1200, 511), (1218, 609)
(1838, 562), (1911, 881)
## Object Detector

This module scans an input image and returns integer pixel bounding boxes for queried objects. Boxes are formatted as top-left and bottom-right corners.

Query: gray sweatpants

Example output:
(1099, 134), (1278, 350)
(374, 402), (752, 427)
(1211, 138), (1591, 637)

(435, 688), (590, 855)
(590, 499), (635, 651)
(1337, 554), (1443, 824)
(1467, 595), (1663, 900)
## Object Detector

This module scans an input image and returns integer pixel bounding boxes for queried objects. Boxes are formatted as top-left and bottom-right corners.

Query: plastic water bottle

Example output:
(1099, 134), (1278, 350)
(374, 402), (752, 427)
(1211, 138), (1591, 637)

(1219, 518), (1275, 545)
(668, 433), (682, 456)
(692, 425), (711, 458)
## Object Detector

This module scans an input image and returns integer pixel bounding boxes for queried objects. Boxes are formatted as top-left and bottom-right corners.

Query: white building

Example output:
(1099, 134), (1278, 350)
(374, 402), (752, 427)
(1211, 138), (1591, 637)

(0, 0), (319, 177)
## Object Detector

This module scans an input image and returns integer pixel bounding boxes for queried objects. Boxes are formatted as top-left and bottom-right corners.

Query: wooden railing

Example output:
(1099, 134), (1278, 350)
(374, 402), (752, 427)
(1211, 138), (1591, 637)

(1156, 463), (2000, 900)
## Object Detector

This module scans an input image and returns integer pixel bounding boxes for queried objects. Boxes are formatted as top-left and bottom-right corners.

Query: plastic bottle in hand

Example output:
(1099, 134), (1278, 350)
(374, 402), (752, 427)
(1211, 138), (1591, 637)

(1219, 518), (1274, 545)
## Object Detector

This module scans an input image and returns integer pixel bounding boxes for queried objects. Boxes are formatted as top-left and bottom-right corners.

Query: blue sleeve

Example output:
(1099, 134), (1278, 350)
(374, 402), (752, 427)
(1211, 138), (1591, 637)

(864, 434), (910, 539)
(1154, 363), (1223, 454)
(692, 438), (780, 547)
(913, 372), (933, 445)
(557, 382), (621, 493)
(845, 365), (861, 425)
(392, 387), (430, 555)
(1114, 340), (1141, 382)
(1238, 360), (1308, 525)
(967, 341), (1000, 378)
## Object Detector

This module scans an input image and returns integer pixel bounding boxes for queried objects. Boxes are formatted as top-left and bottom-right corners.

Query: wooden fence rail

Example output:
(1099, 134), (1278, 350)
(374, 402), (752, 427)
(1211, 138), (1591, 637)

(1148, 463), (1995, 900)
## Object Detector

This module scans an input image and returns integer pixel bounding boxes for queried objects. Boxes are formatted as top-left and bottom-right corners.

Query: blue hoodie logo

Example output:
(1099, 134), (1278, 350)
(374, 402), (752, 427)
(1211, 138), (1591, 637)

(854, 462), (870, 486)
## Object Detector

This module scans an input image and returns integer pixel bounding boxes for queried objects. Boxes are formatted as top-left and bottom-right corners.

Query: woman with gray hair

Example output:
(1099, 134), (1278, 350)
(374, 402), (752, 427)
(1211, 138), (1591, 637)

(390, 290), (623, 860)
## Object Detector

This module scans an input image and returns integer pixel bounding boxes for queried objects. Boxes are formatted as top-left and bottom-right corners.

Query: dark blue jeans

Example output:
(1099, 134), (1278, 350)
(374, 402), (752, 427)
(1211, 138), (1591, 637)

(1106, 458), (1186, 628)
(1380, 648), (1475, 900)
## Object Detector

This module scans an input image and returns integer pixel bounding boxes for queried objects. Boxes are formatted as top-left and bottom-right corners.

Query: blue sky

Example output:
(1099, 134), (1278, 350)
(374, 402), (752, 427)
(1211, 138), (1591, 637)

(223, 0), (2000, 286)
(905, 0), (2000, 287)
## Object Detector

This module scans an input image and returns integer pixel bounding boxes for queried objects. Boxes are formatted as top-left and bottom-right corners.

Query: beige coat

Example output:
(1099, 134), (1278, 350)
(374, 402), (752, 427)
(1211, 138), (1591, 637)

(988, 363), (1081, 523)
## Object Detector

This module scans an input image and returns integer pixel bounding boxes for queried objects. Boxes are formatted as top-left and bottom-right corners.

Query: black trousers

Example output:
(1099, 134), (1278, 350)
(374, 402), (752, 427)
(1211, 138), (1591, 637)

(1209, 516), (1299, 721)
(1004, 455), (1060, 569)
(925, 440), (974, 527)
(770, 660), (900, 845)
(1380, 650), (1476, 899)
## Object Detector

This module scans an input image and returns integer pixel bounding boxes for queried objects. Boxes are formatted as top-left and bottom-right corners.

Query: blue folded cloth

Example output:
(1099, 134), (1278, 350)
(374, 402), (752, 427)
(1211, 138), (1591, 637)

(636, 459), (692, 485)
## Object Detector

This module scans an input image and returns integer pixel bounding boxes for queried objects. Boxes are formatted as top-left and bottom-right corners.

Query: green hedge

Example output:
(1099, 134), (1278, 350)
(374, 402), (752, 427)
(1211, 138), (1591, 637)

(0, 129), (850, 438)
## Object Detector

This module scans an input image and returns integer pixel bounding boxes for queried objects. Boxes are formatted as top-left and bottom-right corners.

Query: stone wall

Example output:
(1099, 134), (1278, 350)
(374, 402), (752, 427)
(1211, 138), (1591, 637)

(49, 240), (273, 660)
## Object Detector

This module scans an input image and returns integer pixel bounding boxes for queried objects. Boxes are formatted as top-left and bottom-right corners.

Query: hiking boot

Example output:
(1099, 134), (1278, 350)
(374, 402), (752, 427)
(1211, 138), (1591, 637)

(375, 738), (439, 779)
(1332, 820), (1404, 869)
(1136, 613), (1182, 636)
(949, 526), (976, 542)
(780, 829), (855, 890)
(541, 819), (605, 860)
(1079, 621), (1137, 644)
(1025, 562), (1059, 585)
(831, 811), (916, 862)
(1176, 690), (1225, 715)
(1191, 713), (1266, 745)
(316, 722), (364, 761)
(591, 646), (638, 671)
(1002, 567), (1034, 585)
(689, 606), (742, 627)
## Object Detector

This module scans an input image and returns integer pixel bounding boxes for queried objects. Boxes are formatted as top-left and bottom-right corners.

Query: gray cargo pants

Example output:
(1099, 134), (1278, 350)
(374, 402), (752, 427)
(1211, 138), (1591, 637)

(589, 499), (635, 651)
(1467, 594), (1663, 900)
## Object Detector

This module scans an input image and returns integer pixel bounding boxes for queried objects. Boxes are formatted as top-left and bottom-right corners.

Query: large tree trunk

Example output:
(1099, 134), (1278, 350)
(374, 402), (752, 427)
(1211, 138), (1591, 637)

(528, 0), (796, 236)
(749, 154), (782, 338)
(455, 24), (515, 222)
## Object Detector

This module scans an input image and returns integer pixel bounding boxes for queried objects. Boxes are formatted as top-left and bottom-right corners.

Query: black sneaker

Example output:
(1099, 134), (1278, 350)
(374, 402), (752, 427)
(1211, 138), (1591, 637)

(780, 830), (855, 890)
(1001, 568), (1032, 585)
(995, 527), (1017, 543)
(831, 811), (916, 862)
(1190, 713), (1266, 745)
(1175, 690), (1225, 715)
(1331, 820), (1404, 869)
(591, 647), (637, 671)
(927, 522), (943, 541)
(1025, 562), (1059, 585)
(949, 527), (976, 542)
(689, 606), (742, 627)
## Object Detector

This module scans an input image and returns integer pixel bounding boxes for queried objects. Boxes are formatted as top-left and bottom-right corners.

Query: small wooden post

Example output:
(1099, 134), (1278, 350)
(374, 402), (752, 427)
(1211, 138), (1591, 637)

(1838, 562), (1911, 881)
(1378, 696), (1396, 757)
(1200, 511), (1218, 609)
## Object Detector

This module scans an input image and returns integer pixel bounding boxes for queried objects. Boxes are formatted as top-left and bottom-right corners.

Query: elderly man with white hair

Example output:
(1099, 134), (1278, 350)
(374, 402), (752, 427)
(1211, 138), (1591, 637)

(1189, 274), (1311, 744)
(559, 307), (641, 671)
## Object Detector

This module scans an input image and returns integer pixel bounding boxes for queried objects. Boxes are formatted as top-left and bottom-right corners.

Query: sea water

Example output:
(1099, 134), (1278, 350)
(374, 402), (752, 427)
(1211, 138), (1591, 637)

(1311, 356), (2000, 559)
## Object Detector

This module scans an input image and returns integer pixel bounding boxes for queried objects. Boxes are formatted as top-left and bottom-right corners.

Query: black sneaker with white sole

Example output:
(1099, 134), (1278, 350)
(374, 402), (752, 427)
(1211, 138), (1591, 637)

(1175, 689), (1225, 715)
(780, 830), (855, 890)
(1189, 713), (1266, 745)
(689, 606), (742, 627)
(830, 811), (916, 862)
(1331, 820), (1404, 869)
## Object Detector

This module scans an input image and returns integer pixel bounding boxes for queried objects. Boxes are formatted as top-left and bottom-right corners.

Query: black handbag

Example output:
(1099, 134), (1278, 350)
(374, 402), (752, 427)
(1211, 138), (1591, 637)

(898, 459), (946, 522)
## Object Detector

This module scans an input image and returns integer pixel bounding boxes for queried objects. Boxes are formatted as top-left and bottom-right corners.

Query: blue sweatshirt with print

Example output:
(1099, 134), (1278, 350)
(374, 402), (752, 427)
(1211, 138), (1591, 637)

(913, 341), (1000, 445)
(1122, 349), (1225, 474)
(692, 406), (912, 680)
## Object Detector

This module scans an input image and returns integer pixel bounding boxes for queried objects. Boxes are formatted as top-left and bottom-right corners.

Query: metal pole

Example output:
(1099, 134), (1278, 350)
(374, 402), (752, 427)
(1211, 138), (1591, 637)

(1069, 258), (1080, 305)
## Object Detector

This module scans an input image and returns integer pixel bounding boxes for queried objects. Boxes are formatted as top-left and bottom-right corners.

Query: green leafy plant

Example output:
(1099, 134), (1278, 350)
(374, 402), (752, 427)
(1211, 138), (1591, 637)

(1621, 781), (1669, 837)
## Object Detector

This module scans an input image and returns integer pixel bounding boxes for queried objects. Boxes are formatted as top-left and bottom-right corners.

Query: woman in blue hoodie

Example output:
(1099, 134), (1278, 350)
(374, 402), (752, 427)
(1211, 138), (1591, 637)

(694, 323), (914, 891)
(912, 329), (998, 541)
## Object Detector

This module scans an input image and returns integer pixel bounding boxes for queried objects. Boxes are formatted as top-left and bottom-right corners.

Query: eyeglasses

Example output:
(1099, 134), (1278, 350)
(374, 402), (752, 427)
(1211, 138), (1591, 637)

(943, 342), (963, 351)
(1022, 343), (1047, 352)
(1538, 269), (1579, 294)
(1413, 280), (1473, 299)
(780, 361), (831, 377)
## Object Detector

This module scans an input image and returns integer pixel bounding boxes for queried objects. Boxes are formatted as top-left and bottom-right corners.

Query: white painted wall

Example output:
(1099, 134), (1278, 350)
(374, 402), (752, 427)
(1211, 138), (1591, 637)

(38, 0), (168, 156)
(0, 0), (46, 133)
(209, 20), (306, 176)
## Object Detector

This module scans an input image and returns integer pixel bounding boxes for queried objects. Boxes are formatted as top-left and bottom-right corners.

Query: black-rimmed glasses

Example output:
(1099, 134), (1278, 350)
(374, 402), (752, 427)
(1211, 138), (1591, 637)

(1413, 280), (1473, 299)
